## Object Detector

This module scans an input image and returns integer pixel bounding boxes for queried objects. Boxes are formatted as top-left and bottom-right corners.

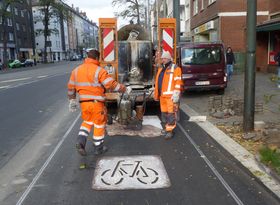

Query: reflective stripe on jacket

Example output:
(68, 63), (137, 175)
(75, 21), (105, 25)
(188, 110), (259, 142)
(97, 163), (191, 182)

(68, 58), (120, 102)
(154, 63), (183, 100)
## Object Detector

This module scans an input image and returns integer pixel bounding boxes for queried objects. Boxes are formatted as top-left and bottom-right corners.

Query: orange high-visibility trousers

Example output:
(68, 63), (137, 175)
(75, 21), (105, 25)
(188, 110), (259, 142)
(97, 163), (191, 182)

(159, 96), (176, 132)
(79, 101), (107, 146)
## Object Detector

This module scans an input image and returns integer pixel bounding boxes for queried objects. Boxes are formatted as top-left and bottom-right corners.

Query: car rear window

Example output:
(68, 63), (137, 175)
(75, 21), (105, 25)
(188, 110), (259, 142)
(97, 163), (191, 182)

(181, 47), (222, 65)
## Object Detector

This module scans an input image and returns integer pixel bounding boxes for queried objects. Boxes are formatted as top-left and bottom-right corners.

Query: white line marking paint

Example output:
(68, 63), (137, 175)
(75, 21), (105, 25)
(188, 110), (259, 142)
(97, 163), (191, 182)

(0, 77), (31, 83)
(16, 114), (81, 205)
(37, 75), (48, 78)
(0, 85), (10, 89)
(93, 155), (170, 190)
(188, 116), (207, 122)
(178, 123), (244, 205)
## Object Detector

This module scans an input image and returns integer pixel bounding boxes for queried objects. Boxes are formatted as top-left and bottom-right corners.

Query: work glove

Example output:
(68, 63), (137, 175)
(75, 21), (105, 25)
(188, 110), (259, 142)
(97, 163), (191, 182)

(171, 90), (180, 103)
(126, 86), (132, 95)
(119, 84), (126, 93)
(69, 99), (78, 112)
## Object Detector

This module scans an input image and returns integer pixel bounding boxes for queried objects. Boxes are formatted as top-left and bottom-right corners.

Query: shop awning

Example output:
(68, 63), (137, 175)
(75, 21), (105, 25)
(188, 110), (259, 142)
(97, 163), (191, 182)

(257, 21), (280, 32)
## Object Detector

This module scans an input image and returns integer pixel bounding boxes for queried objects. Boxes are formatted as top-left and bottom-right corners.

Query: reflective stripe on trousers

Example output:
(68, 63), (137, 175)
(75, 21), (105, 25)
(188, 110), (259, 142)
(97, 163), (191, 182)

(79, 101), (107, 144)
(160, 96), (176, 132)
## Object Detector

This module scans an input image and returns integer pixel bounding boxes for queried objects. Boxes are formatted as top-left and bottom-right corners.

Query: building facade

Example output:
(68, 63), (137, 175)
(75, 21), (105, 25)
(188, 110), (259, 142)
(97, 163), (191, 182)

(32, 2), (99, 62)
(256, 0), (280, 72)
(0, 0), (34, 61)
(66, 5), (99, 59)
(150, 0), (191, 44)
(32, 6), (64, 62)
(190, 0), (268, 48)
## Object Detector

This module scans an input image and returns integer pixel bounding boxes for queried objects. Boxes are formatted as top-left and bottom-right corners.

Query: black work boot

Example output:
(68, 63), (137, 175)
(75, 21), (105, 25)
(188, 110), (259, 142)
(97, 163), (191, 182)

(76, 135), (87, 156)
(164, 131), (174, 140)
(94, 143), (108, 155)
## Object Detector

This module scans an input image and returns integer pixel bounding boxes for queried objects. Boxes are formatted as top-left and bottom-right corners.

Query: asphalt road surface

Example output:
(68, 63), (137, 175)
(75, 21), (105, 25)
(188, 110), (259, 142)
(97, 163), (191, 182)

(0, 62), (279, 205)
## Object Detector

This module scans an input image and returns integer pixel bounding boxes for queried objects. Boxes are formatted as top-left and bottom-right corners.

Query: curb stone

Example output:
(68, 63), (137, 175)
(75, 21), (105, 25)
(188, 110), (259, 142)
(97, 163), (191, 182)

(180, 103), (280, 198)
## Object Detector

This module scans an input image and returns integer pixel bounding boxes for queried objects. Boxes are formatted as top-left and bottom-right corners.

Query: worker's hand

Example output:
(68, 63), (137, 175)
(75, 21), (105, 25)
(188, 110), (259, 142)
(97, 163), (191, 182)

(171, 90), (180, 103)
(69, 99), (78, 112)
(119, 84), (126, 93)
(126, 86), (132, 95)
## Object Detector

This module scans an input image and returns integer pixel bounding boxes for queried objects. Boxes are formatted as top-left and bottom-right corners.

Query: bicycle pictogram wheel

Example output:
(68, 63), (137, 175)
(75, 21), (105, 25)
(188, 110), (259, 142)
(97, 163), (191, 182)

(101, 169), (124, 186)
(136, 167), (159, 185)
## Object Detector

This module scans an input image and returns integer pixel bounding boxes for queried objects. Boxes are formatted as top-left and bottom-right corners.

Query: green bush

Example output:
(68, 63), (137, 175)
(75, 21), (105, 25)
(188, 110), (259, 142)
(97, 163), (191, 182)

(259, 147), (280, 175)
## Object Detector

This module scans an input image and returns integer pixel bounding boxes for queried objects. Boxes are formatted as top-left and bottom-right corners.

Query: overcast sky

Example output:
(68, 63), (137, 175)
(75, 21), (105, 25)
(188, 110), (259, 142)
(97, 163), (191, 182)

(65, 0), (128, 27)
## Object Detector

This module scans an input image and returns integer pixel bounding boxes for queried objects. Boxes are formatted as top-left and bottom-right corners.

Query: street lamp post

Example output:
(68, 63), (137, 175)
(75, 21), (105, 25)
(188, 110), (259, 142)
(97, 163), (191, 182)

(243, 0), (257, 132)
(173, 0), (180, 45)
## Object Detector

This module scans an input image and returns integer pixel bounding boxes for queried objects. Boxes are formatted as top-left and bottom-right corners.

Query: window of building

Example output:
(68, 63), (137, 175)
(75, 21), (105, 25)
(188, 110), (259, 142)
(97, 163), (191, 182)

(56, 41), (60, 48)
(193, 0), (198, 15)
(16, 23), (20, 31)
(9, 33), (14, 41)
(21, 10), (24, 17)
(208, 0), (216, 5)
(22, 25), (26, 32)
(271, 13), (280, 19)
(7, 18), (12, 26)
(0, 16), (2, 24)
(201, 0), (204, 10)
(7, 5), (11, 12)
(14, 8), (18, 15)
(18, 38), (21, 46)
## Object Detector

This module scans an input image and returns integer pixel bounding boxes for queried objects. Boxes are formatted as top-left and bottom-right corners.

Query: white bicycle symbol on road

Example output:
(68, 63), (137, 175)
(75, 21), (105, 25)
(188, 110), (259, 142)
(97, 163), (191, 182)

(101, 160), (159, 186)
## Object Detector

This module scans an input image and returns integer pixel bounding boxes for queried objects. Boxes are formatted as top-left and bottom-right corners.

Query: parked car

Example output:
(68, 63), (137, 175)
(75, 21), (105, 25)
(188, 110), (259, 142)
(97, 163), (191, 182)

(8, 60), (22, 69)
(0, 62), (2, 70)
(21, 59), (34, 67)
(177, 42), (227, 94)
(70, 55), (79, 61)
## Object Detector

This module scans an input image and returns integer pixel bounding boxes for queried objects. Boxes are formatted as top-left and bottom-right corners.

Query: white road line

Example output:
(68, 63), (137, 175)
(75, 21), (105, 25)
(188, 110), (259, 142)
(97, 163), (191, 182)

(0, 77), (31, 83)
(0, 85), (10, 89)
(178, 123), (244, 205)
(16, 113), (81, 205)
(37, 75), (48, 78)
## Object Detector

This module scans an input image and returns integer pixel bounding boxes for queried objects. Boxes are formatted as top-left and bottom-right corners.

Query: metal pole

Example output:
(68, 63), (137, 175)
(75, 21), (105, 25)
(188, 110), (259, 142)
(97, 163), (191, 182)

(243, 0), (256, 132)
(163, 0), (167, 17)
(147, 0), (151, 40)
(173, 0), (180, 45)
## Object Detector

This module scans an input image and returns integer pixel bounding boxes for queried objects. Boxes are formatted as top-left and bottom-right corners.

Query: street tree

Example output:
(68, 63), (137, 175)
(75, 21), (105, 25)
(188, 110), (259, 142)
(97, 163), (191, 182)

(33, 0), (68, 63)
(112, 0), (145, 25)
(0, 0), (26, 69)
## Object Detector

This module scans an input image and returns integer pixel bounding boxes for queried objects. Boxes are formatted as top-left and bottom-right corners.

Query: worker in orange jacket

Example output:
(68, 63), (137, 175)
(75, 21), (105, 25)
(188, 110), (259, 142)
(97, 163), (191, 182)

(154, 51), (183, 139)
(68, 49), (126, 156)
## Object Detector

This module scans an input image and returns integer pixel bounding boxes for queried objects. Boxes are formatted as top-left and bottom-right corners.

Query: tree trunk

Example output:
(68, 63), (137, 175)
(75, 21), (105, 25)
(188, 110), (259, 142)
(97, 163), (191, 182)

(43, 31), (48, 63)
(136, 0), (140, 25)
(2, 17), (8, 70)
(43, 6), (50, 63)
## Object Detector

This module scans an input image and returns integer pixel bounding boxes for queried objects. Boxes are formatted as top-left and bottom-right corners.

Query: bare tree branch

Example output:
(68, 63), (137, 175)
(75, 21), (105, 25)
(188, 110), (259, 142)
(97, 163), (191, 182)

(111, 0), (145, 25)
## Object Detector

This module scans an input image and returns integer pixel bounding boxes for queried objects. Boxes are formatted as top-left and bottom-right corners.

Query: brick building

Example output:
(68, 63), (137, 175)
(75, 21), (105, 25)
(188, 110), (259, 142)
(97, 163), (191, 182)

(190, 0), (269, 70)
(190, 0), (269, 48)
(256, 0), (280, 72)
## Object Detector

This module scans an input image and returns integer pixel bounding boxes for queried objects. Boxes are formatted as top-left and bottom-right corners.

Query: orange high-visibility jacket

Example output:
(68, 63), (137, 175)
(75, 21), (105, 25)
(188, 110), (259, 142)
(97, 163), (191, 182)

(154, 63), (183, 100)
(68, 58), (121, 102)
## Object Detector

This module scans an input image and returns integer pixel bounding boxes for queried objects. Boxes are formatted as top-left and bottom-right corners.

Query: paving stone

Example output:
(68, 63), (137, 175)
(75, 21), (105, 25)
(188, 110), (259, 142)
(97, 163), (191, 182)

(254, 121), (266, 131)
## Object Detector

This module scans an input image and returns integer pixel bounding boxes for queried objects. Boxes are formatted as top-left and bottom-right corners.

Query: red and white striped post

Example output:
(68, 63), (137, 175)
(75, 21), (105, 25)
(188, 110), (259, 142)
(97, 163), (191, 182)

(158, 18), (177, 63)
(103, 28), (115, 62)
(162, 28), (174, 58)
(99, 18), (118, 81)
